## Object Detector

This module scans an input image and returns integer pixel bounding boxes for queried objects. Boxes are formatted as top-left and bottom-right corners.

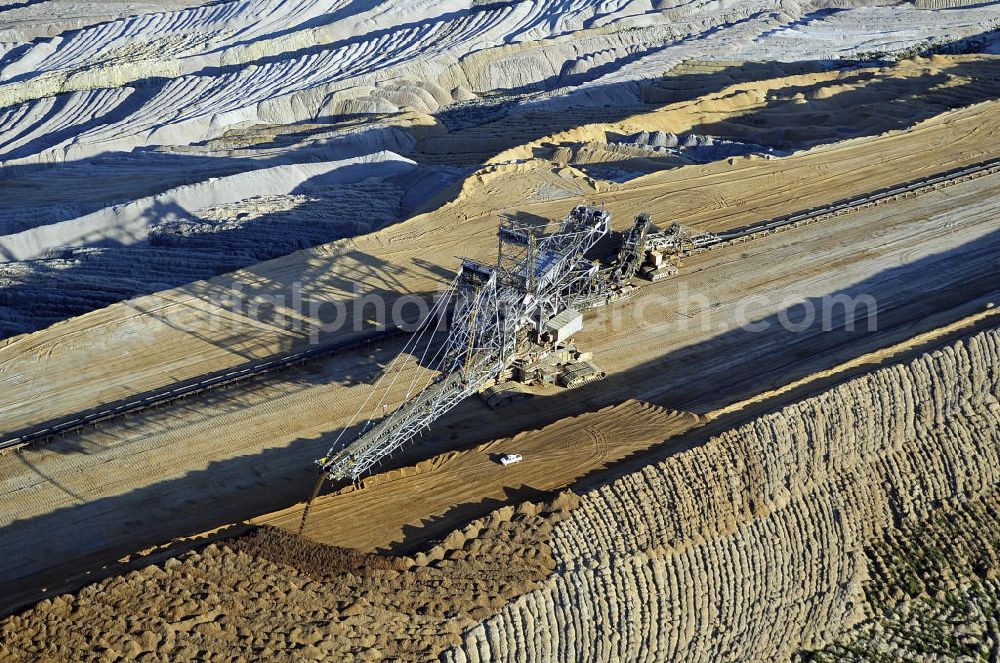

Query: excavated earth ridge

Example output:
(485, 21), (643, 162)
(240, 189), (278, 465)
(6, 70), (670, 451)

(444, 327), (1000, 661)
(1, 0), (999, 337)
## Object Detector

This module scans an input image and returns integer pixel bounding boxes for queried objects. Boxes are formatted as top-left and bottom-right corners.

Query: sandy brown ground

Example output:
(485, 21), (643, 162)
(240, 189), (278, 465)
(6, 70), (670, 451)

(1, 327), (995, 662)
(2, 58), (1000, 439)
(1, 55), (999, 619)
(0, 499), (579, 662)
(258, 401), (701, 552)
(1, 166), (997, 615)
(262, 307), (1000, 558)
(445, 327), (1000, 662)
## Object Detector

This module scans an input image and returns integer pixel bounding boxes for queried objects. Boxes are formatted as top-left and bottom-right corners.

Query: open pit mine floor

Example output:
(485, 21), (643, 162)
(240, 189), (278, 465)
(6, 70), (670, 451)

(3, 325), (998, 661)
(1, 157), (998, 615)
(1, 0), (999, 656)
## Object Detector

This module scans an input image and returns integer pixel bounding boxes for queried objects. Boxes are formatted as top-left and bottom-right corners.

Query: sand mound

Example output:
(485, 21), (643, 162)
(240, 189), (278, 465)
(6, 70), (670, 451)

(230, 528), (407, 576)
(0, 152), (415, 264)
(0, 495), (577, 662)
(492, 57), (1000, 165)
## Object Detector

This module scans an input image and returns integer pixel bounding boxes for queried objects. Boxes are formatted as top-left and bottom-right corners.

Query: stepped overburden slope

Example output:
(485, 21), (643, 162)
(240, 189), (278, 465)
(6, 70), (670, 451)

(447, 329), (1000, 661)
(0, 0), (998, 336)
(2, 1), (999, 658)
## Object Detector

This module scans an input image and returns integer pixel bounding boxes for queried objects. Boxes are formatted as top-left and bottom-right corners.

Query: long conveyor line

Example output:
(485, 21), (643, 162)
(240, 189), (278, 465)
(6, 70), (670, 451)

(3, 155), (998, 453)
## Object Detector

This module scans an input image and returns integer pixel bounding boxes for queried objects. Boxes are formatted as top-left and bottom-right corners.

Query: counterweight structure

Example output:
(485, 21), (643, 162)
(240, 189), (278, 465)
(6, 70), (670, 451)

(318, 205), (715, 482)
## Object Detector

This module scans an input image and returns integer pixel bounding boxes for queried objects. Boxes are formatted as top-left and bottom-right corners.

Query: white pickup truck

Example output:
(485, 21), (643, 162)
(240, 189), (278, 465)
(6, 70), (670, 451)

(499, 453), (523, 466)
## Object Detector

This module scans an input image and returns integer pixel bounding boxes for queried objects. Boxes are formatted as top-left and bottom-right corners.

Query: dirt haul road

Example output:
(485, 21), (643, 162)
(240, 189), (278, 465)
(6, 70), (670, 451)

(1, 164), (998, 613)
(1, 327), (997, 663)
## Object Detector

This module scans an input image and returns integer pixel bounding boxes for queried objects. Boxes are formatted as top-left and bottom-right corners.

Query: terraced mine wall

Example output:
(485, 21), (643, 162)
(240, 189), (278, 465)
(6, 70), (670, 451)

(806, 490), (1000, 661)
(2, 0), (998, 340)
(446, 327), (1000, 661)
(2, 327), (997, 661)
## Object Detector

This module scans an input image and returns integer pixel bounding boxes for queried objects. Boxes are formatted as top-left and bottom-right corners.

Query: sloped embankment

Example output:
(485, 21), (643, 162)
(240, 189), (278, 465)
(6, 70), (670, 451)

(805, 489), (1000, 661)
(445, 328), (1000, 661)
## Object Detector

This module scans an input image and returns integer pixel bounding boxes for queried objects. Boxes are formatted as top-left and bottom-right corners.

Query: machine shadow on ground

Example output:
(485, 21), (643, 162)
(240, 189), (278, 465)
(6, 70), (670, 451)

(1, 227), (996, 617)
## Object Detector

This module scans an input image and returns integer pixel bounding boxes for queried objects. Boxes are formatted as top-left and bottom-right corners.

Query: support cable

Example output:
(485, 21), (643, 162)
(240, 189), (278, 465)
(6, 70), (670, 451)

(323, 275), (459, 456)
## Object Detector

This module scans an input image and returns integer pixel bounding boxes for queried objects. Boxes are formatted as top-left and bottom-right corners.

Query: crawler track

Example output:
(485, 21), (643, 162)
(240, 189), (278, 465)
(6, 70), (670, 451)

(3, 156), (997, 453)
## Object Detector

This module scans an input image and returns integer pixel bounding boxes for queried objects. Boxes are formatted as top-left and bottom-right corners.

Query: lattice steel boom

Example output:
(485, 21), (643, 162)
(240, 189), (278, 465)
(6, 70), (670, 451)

(318, 205), (612, 481)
